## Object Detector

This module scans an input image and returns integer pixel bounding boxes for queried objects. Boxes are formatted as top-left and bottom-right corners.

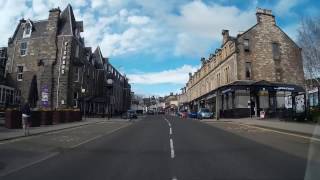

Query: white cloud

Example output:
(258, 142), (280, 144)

(0, 0), (299, 58)
(168, 0), (256, 56)
(0, 0), (29, 47)
(127, 15), (150, 25)
(127, 65), (199, 84)
(100, 27), (158, 56)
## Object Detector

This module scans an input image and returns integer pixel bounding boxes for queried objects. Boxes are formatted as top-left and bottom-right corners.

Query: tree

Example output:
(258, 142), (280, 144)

(298, 17), (320, 86)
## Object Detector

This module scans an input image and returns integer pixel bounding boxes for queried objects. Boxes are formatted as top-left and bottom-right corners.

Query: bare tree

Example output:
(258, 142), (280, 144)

(298, 17), (320, 86)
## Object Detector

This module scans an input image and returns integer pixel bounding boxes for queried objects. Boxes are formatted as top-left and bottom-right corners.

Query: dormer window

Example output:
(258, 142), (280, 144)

(23, 21), (32, 38)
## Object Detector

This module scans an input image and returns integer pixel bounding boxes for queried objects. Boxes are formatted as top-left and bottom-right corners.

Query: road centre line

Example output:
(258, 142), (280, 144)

(170, 138), (175, 159)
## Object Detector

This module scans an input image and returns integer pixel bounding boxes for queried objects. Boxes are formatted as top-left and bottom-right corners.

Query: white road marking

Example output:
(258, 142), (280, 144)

(70, 124), (129, 148)
(0, 124), (130, 177)
(0, 152), (59, 177)
(172, 177), (178, 180)
(164, 117), (175, 159)
(170, 138), (175, 159)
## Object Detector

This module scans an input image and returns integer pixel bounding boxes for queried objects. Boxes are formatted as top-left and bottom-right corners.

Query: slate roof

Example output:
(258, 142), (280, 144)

(11, 4), (80, 40)
(92, 47), (104, 69)
(58, 5), (75, 36)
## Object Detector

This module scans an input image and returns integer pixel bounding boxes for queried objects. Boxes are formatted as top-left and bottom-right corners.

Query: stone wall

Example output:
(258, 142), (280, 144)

(237, 11), (304, 85)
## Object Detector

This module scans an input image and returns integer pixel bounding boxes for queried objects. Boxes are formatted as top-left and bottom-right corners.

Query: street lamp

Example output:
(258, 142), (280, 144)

(106, 78), (114, 120)
(81, 88), (86, 120)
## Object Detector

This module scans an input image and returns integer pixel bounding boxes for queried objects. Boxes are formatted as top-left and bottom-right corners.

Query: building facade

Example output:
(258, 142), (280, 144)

(180, 8), (305, 118)
(0, 47), (20, 109)
(0, 47), (7, 82)
(5, 5), (131, 115)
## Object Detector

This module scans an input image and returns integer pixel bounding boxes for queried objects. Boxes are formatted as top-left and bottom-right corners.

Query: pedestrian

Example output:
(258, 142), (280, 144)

(21, 102), (31, 136)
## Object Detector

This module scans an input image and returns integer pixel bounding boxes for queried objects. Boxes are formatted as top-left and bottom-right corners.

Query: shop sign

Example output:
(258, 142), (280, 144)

(222, 88), (232, 94)
(308, 87), (319, 94)
(274, 87), (295, 91)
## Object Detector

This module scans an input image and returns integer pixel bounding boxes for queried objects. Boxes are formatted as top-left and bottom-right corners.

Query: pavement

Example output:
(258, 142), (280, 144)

(201, 117), (320, 138)
(0, 115), (319, 179)
(0, 117), (139, 141)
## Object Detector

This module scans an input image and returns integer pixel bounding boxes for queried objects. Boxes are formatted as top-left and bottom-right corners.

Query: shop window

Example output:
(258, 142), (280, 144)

(309, 92), (319, 107)
(245, 62), (252, 79)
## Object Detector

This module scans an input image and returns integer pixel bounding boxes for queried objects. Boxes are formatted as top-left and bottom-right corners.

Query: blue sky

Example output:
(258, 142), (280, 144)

(0, 0), (319, 96)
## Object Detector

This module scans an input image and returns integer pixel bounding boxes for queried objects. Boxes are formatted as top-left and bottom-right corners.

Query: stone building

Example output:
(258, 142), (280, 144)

(164, 93), (179, 114)
(5, 5), (131, 115)
(181, 8), (305, 118)
(0, 47), (7, 82)
(0, 47), (19, 108)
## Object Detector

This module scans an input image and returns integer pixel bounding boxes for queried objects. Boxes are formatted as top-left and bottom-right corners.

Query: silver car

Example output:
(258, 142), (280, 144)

(197, 108), (214, 119)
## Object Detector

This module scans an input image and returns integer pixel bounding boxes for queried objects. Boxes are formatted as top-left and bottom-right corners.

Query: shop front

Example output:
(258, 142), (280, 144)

(217, 80), (306, 119)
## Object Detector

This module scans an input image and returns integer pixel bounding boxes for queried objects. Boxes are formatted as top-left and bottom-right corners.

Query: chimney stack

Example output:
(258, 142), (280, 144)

(256, 8), (275, 25)
(222, 30), (229, 44)
(201, 57), (206, 65)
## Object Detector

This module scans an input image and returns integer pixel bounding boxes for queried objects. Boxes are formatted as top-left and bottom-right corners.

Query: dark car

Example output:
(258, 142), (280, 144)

(128, 110), (138, 119)
(158, 110), (165, 114)
(122, 110), (137, 119)
(147, 110), (155, 115)
(188, 111), (197, 118)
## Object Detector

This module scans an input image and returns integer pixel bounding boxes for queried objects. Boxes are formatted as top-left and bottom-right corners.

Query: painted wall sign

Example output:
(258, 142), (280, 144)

(308, 87), (319, 94)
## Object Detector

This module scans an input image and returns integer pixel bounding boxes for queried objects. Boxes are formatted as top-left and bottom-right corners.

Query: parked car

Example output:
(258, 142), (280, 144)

(158, 110), (165, 114)
(188, 111), (197, 118)
(179, 110), (188, 118)
(197, 108), (214, 119)
(147, 110), (155, 115)
(122, 110), (138, 119)
(128, 110), (138, 119)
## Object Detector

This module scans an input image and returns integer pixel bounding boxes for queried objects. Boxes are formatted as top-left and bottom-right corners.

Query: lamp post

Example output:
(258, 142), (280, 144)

(81, 88), (86, 121)
(106, 78), (114, 120)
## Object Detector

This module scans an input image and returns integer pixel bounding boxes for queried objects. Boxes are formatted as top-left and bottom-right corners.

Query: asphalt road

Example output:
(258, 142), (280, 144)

(1, 115), (319, 180)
